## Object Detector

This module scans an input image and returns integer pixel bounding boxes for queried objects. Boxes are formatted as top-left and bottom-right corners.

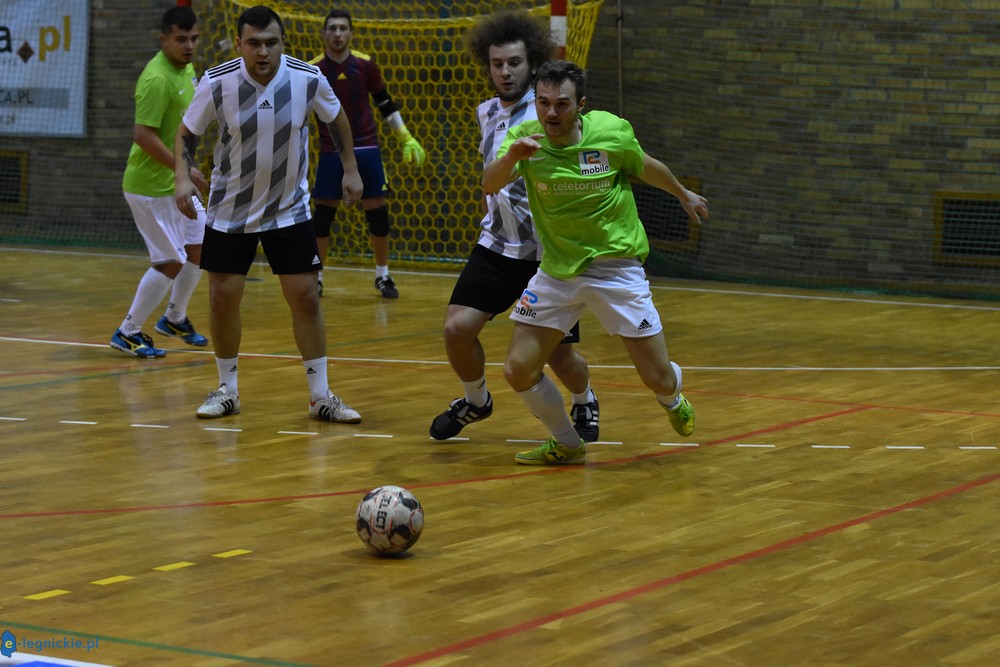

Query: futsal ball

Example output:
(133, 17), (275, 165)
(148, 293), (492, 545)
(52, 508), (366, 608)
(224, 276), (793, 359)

(355, 485), (424, 556)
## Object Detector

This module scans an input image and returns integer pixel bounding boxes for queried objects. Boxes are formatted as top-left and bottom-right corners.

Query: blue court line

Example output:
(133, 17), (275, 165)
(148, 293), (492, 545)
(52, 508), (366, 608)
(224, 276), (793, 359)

(0, 620), (314, 667)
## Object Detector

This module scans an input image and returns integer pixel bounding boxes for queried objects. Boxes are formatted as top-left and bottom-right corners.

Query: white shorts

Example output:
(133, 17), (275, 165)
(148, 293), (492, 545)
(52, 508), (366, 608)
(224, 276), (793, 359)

(510, 258), (664, 338)
(124, 191), (206, 265)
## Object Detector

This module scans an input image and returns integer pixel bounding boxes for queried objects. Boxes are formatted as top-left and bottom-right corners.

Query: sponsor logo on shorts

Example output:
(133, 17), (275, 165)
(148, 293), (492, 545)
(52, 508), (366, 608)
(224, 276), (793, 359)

(637, 318), (653, 331)
(513, 290), (538, 318)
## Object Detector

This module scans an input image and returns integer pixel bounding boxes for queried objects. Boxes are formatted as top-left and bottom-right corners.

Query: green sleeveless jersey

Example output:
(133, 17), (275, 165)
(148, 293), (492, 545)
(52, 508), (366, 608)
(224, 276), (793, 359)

(498, 110), (650, 279)
(122, 51), (197, 197)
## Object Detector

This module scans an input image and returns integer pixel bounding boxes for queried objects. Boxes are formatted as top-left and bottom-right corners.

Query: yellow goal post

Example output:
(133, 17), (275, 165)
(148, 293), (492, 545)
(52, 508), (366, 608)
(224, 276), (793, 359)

(195, 0), (606, 268)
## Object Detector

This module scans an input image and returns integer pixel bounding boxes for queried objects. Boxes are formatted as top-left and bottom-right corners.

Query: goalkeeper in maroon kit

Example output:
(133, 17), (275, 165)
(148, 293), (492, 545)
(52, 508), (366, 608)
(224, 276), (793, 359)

(310, 8), (426, 299)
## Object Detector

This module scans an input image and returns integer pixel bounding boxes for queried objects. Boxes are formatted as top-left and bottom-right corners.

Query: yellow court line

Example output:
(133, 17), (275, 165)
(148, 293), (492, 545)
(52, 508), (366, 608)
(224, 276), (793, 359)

(23, 550), (250, 601)
(25, 589), (71, 600)
(154, 561), (197, 571)
(91, 575), (134, 585)
(213, 549), (252, 558)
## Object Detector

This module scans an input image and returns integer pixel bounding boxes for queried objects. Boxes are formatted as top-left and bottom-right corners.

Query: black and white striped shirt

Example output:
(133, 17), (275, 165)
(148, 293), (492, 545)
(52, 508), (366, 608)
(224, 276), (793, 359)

(183, 55), (342, 233)
(476, 89), (539, 261)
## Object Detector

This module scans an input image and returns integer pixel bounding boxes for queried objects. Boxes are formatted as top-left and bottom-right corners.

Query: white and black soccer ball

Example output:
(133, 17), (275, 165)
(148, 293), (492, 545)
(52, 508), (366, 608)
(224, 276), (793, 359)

(355, 485), (424, 556)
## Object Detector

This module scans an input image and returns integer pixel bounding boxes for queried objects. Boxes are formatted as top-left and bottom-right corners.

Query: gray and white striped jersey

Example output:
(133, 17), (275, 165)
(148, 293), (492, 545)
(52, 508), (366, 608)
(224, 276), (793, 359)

(183, 55), (342, 233)
(476, 89), (539, 261)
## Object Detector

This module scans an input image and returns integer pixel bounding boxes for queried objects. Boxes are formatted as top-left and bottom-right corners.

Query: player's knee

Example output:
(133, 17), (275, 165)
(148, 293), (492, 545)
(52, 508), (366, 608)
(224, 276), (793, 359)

(365, 205), (390, 237)
(312, 204), (336, 238)
(443, 317), (477, 349)
(547, 346), (587, 383)
(503, 357), (538, 392)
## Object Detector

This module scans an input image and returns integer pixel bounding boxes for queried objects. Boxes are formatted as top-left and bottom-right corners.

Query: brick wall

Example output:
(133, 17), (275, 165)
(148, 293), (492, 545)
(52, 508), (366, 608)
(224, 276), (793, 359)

(2, 0), (170, 247)
(583, 1), (1000, 293)
(3, 1), (999, 294)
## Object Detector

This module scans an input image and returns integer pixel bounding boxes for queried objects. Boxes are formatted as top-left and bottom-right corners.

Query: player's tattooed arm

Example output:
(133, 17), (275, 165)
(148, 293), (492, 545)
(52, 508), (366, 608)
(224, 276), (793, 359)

(174, 123), (208, 215)
(326, 119), (349, 155)
(181, 133), (198, 172)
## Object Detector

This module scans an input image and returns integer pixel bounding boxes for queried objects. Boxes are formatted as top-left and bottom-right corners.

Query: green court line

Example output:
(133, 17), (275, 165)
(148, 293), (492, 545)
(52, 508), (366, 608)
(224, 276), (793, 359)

(0, 619), (315, 666)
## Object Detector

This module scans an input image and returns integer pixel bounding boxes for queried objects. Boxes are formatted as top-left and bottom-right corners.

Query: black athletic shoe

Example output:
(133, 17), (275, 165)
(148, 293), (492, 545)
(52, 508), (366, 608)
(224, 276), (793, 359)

(375, 276), (399, 299)
(429, 394), (493, 440)
(570, 397), (600, 442)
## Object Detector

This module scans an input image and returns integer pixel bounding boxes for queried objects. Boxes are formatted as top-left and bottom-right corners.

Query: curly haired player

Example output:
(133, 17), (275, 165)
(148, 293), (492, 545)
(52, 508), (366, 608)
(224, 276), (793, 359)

(428, 11), (599, 443)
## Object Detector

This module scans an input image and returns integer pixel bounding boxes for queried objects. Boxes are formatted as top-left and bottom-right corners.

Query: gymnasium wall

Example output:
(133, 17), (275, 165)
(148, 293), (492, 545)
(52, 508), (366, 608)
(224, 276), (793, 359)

(583, 1), (1000, 297)
(3, 0), (999, 298)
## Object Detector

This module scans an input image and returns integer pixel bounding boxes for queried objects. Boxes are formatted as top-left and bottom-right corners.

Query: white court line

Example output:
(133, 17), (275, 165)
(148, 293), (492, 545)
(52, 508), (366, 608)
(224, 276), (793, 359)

(651, 284), (1000, 311)
(58, 420), (97, 425)
(959, 446), (998, 450)
(130, 424), (170, 429)
(812, 445), (851, 449)
(885, 445), (926, 450)
(3, 336), (1000, 372)
(203, 427), (242, 432)
(2, 651), (113, 666)
(660, 442), (700, 447)
(0, 416), (27, 421)
(1, 338), (997, 372)
(736, 443), (775, 448)
(278, 430), (318, 436)
(6, 246), (999, 311)
(354, 433), (394, 438)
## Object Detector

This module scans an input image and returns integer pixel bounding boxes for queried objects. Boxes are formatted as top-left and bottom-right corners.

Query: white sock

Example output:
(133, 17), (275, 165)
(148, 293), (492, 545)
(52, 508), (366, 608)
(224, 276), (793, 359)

(120, 268), (172, 335)
(516, 374), (579, 447)
(461, 376), (489, 407)
(375, 264), (389, 279)
(656, 362), (683, 409)
(216, 357), (239, 394)
(303, 357), (329, 403)
(165, 261), (202, 323)
(571, 383), (594, 406)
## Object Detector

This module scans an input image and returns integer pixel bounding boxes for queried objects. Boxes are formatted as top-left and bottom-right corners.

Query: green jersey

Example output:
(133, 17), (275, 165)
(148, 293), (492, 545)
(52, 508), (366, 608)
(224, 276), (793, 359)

(122, 51), (197, 197)
(499, 110), (650, 279)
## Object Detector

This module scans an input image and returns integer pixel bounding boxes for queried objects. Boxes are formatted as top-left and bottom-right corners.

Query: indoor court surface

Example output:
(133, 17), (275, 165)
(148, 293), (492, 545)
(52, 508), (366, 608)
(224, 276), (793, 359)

(1, 246), (999, 666)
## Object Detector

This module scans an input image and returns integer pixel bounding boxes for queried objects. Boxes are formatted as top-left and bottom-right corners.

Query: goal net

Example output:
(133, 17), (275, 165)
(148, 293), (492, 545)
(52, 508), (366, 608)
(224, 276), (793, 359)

(196, 0), (606, 268)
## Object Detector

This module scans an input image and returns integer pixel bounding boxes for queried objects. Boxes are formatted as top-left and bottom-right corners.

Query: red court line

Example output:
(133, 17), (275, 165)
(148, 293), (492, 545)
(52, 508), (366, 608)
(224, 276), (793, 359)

(10, 402), (990, 520)
(0, 406), (873, 521)
(381, 470), (1000, 667)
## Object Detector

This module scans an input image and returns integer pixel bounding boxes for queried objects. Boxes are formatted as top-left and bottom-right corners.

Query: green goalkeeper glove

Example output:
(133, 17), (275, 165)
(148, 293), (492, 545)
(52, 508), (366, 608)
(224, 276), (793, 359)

(396, 129), (426, 167)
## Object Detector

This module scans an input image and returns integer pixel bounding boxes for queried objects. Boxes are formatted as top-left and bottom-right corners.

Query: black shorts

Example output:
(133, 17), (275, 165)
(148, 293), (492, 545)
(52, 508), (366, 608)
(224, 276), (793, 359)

(200, 223), (321, 275)
(449, 244), (580, 343)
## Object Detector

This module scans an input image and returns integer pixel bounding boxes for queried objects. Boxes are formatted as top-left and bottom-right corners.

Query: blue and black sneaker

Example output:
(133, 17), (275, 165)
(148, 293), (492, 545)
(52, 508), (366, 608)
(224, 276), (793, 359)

(154, 315), (208, 347)
(110, 329), (165, 358)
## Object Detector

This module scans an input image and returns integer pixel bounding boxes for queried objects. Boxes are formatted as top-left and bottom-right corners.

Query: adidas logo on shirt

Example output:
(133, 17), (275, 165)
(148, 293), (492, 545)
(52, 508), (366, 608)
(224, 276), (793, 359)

(496, 121), (506, 132)
(637, 319), (653, 331)
(258, 99), (272, 110)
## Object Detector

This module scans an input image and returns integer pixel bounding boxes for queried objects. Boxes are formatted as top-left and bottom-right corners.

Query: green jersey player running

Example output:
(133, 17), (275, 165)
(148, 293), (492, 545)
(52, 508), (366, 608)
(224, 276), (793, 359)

(483, 60), (709, 465)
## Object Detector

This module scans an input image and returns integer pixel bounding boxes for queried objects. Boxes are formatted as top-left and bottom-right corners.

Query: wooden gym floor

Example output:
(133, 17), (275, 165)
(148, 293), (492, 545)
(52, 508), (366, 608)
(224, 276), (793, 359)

(1, 245), (998, 666)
